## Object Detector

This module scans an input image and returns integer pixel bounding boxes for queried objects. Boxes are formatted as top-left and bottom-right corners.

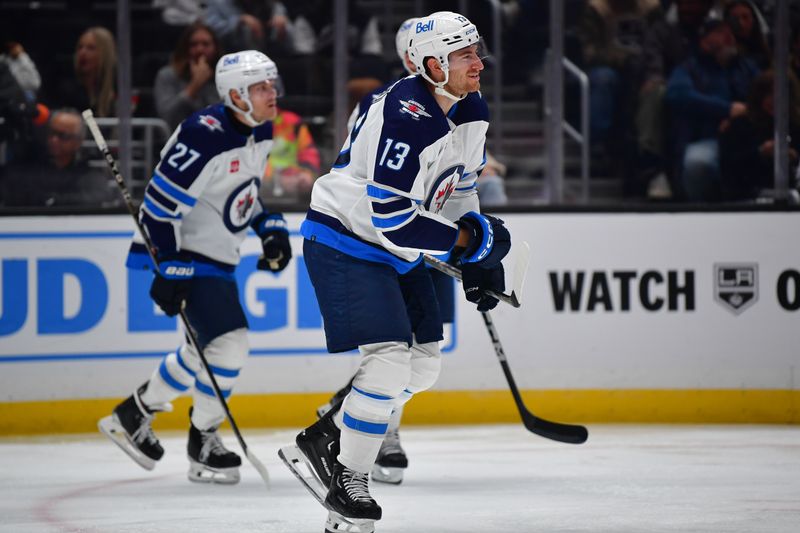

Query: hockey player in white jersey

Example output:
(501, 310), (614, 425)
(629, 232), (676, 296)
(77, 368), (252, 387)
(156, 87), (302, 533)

(280, 12), (511, 533)
(316, 15), (462, 486)
(98, 50), (292, 485)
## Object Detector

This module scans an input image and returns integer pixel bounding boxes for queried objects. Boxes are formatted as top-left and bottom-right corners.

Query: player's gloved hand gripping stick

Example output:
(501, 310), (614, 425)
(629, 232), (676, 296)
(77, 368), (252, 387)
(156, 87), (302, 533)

(82, 110), (272, 486)
(425, 237), (589, 445)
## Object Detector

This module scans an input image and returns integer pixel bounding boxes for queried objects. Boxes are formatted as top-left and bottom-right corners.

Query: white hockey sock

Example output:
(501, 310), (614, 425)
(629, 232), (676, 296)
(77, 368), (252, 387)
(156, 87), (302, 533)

(338, 388), (395, 473)
(140, 345), (198, 409)
(388, 403), (405, 431)
(190, 328), (249, 430)
(336, 341), (412, 473)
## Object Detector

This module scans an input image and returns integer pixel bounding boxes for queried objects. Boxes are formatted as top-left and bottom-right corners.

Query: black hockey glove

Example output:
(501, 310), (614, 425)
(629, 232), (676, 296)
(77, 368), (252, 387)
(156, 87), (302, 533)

(454, 211), (511, 269)
(254, 213), (292, 272)
(150, 253), (194, 317)
(461, 262), (505, 312)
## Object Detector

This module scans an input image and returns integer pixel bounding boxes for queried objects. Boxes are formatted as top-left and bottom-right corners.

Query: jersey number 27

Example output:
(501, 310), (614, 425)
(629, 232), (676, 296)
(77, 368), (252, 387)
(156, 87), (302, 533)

(167, 142), (201, 171)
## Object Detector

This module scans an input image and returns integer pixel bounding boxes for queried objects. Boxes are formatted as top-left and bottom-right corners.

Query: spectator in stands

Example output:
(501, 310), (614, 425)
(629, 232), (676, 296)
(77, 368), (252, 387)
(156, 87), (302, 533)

(153, 0), (290, 54)
(665, 19), (759, 201)
(0, 41), (41, 100)
(46, 27), (117, 118)
(724, 1), (771, 69)
(262, 107), (321, 199)
(719, 70), (800, 200)
(242, 1), (294, 56)
(578, 0), (664, 195)
(1, 108), (120, 208)
(0, 60), (35, 165)
(477, 153), (509, 207)
(286, 0), (388, 110)
(637, 0), (714, 199)
(154, 22), (222, 130)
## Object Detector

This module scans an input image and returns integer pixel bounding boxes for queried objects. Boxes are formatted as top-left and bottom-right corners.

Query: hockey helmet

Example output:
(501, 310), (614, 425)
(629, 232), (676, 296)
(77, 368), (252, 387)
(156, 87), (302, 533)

(407, 11), (485, 100)
(215, 50), (284, 125)
(395, 17), (418, 74)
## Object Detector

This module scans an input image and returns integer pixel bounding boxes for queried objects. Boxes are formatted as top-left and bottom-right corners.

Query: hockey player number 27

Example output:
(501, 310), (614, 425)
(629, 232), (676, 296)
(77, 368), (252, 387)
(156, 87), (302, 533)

(378, 138), (410, 171)
(167, 142), (201, 171)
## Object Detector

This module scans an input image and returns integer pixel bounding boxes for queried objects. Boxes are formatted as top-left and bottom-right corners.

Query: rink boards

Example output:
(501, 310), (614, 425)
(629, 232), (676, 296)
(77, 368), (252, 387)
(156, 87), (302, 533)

(1, 212), (798, 434)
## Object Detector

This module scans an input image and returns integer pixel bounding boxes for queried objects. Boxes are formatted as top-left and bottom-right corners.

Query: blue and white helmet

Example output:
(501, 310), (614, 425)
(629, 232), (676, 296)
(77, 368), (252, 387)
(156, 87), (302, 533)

(395, 17), (417, 74)
(215, 50), (284, 125)
(406, 11), (483, 100)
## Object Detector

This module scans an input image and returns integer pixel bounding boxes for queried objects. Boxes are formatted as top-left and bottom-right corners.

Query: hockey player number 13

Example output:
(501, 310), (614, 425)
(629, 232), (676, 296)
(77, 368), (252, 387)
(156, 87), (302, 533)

(378, 138), (410, 171)
(167, 142), (201, 171)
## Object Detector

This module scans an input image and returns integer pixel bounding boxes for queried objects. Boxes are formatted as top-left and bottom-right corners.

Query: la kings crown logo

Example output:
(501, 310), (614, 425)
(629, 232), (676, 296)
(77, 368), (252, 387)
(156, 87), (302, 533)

(714, 263), (758, 315)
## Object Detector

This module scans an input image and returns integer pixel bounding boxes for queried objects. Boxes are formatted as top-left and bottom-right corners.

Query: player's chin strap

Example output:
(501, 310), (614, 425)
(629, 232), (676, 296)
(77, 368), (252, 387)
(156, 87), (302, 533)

(229, 98), (266, 127)
(420, 70), (466, 102)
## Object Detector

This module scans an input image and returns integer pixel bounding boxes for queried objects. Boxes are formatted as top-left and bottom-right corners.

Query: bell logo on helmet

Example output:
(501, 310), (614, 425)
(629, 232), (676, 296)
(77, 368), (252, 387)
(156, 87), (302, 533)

(416, 20), (434, 33)
(223, 55), (240, 66)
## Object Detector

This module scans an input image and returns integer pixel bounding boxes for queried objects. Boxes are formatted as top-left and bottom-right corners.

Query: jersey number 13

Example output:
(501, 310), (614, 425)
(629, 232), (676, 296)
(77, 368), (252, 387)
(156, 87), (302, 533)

(378, 138), (410, 171)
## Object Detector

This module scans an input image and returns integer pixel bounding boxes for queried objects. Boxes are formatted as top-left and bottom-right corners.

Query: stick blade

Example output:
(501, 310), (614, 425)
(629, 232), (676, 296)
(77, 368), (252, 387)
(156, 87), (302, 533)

(510, 241), (531, 306)
(245, 448), (271, 488)
(522, 413), (589, 444)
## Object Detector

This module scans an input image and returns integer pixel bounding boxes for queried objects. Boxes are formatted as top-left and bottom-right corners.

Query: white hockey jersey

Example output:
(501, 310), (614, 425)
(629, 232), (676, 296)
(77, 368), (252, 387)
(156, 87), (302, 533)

(302, 75), (488, 273)
(128, 103), (274, 269)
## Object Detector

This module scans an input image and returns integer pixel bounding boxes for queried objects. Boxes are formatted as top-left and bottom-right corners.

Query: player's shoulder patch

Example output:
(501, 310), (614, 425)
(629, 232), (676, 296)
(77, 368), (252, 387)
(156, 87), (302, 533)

(177, 104), (244, 153)
(382, 76), (448, 135)
(197, 113), (225, 133)
(448, 91), (489, 126)
(184, 103), (227, 134)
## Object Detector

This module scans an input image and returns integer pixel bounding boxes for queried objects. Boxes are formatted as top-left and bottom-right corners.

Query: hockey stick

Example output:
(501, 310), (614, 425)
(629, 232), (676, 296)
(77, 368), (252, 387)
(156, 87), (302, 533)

(479, 310), (588, 444)
(83, 110), (271, 485)
(424, 251), (525, 308)
(425, 244), (589, 444)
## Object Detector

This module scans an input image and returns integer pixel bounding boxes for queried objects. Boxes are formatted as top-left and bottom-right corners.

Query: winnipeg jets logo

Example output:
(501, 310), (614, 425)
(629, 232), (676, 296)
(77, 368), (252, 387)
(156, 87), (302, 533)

(399, 99), (431, 120)
(425, 165), (464, 213)
(198, 114), (224, 133)
(433, 181), (456, 212)
(223, 178), (260, 232)
(235, 192), (254, 222)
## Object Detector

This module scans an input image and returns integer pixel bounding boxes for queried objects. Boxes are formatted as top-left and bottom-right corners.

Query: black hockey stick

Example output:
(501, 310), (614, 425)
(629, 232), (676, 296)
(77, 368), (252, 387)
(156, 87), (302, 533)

(83, 110), (271, 485)
(424, 246), (589, 444)
(479, 310), (588, 444)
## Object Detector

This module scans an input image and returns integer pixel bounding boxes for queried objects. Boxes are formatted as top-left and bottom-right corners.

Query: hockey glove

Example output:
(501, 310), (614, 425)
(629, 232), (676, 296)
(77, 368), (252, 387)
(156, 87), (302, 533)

(150, 254), (194, 317)
(255, 213), (292, 272)
(454, 211), (511, 269)
(461, 262), (505, 312)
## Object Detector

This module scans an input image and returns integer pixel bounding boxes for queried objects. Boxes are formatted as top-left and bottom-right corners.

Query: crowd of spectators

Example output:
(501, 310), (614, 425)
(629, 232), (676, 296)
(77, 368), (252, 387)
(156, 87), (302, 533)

(578, 0), (799, 201)
(0, 0), (797, 209)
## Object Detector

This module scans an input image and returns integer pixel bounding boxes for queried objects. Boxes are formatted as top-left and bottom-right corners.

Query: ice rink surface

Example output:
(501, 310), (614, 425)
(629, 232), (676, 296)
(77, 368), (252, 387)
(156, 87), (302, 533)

(1, 424), (798, 533)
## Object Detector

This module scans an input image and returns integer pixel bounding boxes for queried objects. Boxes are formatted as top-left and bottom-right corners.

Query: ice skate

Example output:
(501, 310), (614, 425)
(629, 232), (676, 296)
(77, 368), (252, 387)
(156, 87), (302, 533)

(187, 416), (241, 485)
(371, 427), (407, 485)
(278, 448), (373, 533)
(295, 409), (340, 487)
(98, 382), (165, 471)
(324, 462), (381, 533)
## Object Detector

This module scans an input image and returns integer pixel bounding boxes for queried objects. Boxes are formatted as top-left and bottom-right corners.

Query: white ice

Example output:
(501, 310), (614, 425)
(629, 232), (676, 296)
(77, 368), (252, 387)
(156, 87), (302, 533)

(1, 424), (799, 533)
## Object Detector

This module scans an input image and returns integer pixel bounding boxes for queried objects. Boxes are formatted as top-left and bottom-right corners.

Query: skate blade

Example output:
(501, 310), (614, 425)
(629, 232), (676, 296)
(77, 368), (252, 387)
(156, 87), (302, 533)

(325, 511), (375, 533)
(187, 459), (241, 485)
(98, 415), (156, 471)
(370, 464), (403, 485)
(278, 445), (328, 506)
